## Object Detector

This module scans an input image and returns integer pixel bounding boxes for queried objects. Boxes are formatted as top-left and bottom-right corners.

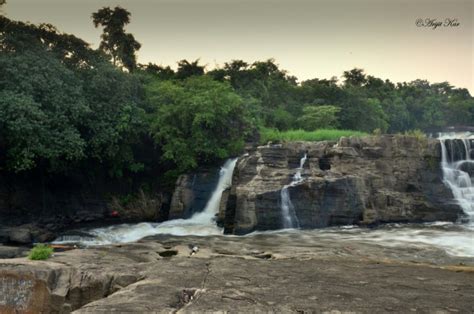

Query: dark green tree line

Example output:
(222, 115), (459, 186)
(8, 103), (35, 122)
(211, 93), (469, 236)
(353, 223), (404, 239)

(1, 11), (473, 180)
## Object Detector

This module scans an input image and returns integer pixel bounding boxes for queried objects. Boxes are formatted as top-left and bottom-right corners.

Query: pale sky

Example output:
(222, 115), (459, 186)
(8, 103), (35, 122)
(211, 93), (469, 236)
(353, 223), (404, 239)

(3, 0), (473, 93)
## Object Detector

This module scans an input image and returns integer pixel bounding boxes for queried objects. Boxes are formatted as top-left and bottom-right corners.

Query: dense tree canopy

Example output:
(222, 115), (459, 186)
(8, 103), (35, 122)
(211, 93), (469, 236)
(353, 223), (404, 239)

(0, 16), (146, 175)
(0, 49), (87, 171)
(146, 76), (251, 172)
(1, 12), (473, 181)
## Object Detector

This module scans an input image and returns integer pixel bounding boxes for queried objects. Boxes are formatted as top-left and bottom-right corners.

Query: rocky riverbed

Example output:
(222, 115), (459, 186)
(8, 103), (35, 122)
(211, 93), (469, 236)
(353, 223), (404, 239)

(1, 134), (473, 313)
(1, 228), (473, 313)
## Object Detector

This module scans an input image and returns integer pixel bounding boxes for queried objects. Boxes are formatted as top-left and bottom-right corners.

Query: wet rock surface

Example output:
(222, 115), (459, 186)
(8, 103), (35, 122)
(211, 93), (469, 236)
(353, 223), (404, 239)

(1, 233), (473, 313)
(221, 135), (463, 234)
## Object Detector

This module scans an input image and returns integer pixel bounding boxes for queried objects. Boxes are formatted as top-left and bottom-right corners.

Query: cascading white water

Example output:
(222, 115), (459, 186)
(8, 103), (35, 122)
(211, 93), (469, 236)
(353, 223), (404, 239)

(188, 158), (238, 224)
(54, 158), (238, 245)
(280, 154), (306, 228)
(439, 132), (474, 223)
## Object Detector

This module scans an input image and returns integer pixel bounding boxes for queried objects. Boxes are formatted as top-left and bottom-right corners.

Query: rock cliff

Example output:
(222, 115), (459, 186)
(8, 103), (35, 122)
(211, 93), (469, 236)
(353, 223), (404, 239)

(218, 135), (463, 234)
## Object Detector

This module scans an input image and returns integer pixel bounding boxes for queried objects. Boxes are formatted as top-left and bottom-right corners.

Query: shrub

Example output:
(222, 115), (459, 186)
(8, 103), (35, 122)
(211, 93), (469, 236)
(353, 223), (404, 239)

(28, 244), (54, 260)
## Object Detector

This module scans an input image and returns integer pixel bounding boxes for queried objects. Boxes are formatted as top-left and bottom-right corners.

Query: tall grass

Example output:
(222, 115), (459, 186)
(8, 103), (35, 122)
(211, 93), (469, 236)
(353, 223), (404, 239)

(260, 128), (368, 144)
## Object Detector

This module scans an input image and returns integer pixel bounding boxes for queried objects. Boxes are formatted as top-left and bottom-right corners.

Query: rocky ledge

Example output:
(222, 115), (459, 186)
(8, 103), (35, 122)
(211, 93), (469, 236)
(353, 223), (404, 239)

(1, 234), (473, 313)
(212, 135), (462, 234)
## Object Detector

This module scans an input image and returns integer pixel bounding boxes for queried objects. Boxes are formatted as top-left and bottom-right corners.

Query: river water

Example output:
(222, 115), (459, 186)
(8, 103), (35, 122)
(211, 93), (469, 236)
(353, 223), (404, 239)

(54, 134), (474, 259)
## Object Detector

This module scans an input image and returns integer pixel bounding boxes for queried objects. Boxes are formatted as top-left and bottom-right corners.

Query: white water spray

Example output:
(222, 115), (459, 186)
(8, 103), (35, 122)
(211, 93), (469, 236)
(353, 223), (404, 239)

(439, 132), (474, 223)
(189, 158), (238, 224)
(280, 154), (307, 228)
(54, 158), (238, 245)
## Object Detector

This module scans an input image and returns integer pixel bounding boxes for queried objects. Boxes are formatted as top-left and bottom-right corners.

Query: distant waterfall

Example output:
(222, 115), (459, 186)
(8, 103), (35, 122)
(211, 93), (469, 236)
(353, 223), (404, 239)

(281, 154), (307, 228)
(439, 133), (474, 222)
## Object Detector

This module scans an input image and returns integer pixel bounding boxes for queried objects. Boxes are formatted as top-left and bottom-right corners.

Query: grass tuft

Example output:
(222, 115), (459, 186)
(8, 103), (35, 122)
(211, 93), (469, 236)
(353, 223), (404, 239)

(259, 128), (368, 144)
(28, 244), (54, 260)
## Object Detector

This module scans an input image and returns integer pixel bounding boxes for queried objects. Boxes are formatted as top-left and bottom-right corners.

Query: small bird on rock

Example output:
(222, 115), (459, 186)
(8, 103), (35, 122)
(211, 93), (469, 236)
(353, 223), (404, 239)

(188, 245), (199, 257)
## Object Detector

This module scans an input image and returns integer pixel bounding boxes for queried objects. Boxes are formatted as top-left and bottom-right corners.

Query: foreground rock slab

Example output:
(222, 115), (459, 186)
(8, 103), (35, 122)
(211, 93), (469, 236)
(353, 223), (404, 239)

(1, 234), (473, 313)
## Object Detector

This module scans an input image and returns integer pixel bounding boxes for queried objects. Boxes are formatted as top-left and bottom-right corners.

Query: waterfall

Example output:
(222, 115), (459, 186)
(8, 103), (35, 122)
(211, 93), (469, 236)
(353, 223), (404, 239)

(53, 158), (238, 244)
(439, 133), (474, 222)
(281, 154), (307, 228)
(189, 158), (238, 224)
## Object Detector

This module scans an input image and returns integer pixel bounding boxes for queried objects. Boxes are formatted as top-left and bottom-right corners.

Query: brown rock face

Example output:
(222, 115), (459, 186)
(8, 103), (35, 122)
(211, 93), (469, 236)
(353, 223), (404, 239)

(0, 272), (50, 313)
(0, 250), (143, 313)
(222, 135), (463, 234)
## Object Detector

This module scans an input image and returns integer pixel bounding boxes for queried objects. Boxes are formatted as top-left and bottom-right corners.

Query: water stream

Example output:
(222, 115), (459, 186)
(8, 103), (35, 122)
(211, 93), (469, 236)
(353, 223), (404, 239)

(438, 132), (474, 223)
(53, 138), (474, 258)
(280, 154), (306, 228)
(55, 158), (238, 245)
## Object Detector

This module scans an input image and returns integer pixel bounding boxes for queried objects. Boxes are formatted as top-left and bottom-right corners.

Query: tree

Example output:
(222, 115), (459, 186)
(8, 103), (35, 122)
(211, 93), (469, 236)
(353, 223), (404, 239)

(0, 49), (88, 171)
(381, 96), (411, 132)
(139, 63), (175, 80)
(79, 62), (146, 176)
(271, 107), (295, 130)
(299, 78), (343, 108)
(297, 105), (341, 131)
(444, 94), (474, 126)
(0, 16), (103, 69)
(343, 68), (367, 87)
(92, 6), (141, 71)
(209, 59), (299, 128)
(146, 76), (251, 172)
(338, 88), (388, 132)
(175, 59), (205, 79)
(0, 33), (146, 175)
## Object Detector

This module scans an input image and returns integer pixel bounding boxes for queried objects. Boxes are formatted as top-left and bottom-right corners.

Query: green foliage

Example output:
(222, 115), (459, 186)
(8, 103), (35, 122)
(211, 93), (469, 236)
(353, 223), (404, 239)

(381, 96), (411, 133)
(79, 62), (147, 176)
(1, 13), (473, 187)
(343, 68), (367, 87)
(0, 16), (103, 70)
(139, 63), (176, 80)
(297, 105), (340, 131)
(209, 59), (299, 127)
(92, 6), (141, 71)
(28, 244), (53, 260)
(260, 128), (368, 143)
(146, 76), (251, 172)
(0, 19), (146, 175)
(271, 107), (295, 131)
(175, 59), (205, 79)
(338, 88), (389, 132)
(0, 49), (88, 171)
